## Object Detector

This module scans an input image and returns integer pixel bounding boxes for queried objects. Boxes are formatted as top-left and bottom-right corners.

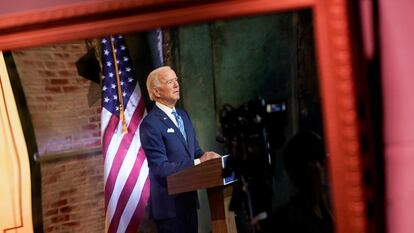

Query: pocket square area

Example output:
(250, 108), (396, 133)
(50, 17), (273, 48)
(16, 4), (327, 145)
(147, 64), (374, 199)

(167, 128), (175, 133)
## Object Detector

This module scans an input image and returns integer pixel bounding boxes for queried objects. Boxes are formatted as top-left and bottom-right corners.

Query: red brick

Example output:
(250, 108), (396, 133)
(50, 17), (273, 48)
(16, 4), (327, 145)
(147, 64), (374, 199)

(50, 79), (69, 85)
(82, 123), (98, 130)
(45, 209), (58, 217)
(54, 53), (70, 59)
(38, 53), (53, 60)
(51, 199), (67, 208)
(58, 70), (77, 76)
(43, 175), (58, 184)
(62, 86), (79, 92)
(46, 226), (56, 232)
(89, 116), (100, 123)
(45, 61), (63, 69)
(59, 188), (77, 197)
(38, 70), (57, 77)
(45, 86), (61, 93)
(63, 221), (80, 226)
(36, 96), (47, 101)
(23, 60), (44, 68)
(51, 216), (59, 223)
(60, 206), (72, 214)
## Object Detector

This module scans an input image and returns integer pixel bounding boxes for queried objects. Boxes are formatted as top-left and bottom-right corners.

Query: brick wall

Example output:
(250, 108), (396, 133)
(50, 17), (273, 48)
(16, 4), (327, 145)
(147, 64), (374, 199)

(41, 155), (104, 233)
(12, 42), (101, 155)
(12, 41), (105, 233)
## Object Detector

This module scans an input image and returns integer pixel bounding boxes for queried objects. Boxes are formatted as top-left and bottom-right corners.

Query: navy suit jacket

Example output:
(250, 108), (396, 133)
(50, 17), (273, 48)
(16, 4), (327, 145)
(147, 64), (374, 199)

(139, 105), (204, 220)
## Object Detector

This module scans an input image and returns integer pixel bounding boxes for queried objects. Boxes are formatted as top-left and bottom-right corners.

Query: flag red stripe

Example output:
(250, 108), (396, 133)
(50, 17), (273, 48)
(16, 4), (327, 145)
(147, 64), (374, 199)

(125, 177), (151, 233)
(102, 115), (120, 158)
(107, 147), (146, 233)
(104, 99), (145, 210)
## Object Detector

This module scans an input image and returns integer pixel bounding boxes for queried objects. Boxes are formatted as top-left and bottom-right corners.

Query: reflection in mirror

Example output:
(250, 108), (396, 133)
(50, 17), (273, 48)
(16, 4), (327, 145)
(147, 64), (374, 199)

(5, 9), (332, 233)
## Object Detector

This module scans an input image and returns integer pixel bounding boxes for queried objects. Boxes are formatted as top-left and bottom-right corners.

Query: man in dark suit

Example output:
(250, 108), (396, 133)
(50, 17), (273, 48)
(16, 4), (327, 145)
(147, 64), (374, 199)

(139, 66), (220, 233)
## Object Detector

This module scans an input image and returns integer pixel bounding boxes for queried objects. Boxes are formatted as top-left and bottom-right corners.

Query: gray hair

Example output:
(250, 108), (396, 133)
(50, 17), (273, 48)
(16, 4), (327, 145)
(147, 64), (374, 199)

(146, 66), (172, 101)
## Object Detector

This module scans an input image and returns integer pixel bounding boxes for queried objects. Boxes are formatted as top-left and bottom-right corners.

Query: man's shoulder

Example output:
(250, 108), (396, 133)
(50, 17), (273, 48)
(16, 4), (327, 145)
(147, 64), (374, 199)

(140, 112), (159, 133)
(143, 105), (166, 124)
(143, 110), (158, 122)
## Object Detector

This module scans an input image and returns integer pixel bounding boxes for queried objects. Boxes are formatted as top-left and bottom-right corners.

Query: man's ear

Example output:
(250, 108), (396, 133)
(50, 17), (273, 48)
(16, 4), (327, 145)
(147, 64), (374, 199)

(153, 88), (160, 98)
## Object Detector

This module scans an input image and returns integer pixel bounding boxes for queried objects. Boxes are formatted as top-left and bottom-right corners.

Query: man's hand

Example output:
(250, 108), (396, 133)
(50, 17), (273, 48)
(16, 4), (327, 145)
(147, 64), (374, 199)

(199, 151), (221, 163)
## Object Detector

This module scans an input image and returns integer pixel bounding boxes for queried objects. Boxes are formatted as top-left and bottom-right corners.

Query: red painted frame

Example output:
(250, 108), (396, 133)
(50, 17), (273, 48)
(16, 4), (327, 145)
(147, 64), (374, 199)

(0, 0), (367, 232)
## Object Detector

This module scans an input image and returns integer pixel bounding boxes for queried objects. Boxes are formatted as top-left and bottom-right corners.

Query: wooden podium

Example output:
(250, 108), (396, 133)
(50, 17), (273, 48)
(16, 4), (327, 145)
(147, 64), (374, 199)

(167, 157), (234, 233)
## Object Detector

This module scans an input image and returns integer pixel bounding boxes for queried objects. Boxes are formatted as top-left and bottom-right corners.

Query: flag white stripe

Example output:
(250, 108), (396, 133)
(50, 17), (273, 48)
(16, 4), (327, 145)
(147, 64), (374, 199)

(104, 128), (123, 186)
(101, 108), (113, 136)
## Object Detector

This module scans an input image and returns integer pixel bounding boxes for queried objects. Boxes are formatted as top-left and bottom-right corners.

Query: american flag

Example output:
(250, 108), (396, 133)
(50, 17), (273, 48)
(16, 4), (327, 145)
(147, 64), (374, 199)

(101, 35), (150, 233)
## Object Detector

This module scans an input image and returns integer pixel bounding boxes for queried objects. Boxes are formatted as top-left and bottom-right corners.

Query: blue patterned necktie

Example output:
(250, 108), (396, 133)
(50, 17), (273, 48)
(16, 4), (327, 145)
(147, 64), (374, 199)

(172, 110), (187, 141)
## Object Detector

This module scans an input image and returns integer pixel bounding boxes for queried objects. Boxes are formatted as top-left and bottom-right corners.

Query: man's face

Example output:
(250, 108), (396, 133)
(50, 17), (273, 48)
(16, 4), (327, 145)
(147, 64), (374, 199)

(155, 69), (180, 107)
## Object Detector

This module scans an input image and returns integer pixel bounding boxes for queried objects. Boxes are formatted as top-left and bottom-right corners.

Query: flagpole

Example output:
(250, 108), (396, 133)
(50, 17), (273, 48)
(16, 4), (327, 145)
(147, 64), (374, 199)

(110, 36), (128, 134)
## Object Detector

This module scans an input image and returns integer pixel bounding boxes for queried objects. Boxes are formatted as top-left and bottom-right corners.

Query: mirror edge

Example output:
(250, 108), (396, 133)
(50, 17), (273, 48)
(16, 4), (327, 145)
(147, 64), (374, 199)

(314, 0), (368, 232)
(0, 0), (369, 233)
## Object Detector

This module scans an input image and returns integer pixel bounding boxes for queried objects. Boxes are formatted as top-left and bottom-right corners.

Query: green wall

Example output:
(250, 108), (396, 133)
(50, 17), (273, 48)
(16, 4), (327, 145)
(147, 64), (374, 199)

(210, 14), (292, 108)
(173, 24), (220, 152)
(175, 13), (296, 153)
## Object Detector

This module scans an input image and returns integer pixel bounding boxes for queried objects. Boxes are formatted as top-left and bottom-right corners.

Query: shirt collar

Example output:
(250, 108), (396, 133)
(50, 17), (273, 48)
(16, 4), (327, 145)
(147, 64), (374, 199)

(155, 102), (175, 116)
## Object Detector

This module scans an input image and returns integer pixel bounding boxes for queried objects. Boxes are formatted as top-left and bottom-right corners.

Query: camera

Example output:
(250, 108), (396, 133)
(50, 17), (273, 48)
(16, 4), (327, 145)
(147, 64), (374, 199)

(218, 98), (287, 233)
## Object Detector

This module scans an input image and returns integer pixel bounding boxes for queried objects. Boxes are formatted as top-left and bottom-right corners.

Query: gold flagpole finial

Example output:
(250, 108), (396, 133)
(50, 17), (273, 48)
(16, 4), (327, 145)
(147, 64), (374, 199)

(110, 36), (128, 134)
